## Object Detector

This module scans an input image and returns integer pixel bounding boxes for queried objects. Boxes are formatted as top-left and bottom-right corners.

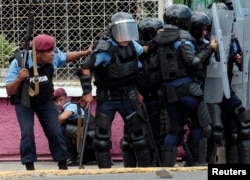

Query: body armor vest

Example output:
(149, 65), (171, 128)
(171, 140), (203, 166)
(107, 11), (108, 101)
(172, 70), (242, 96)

(137, 49), (162, 96)
(157, 28), (192, 81)
(29, 64), (54, 105)
(94, 41), (138, 89)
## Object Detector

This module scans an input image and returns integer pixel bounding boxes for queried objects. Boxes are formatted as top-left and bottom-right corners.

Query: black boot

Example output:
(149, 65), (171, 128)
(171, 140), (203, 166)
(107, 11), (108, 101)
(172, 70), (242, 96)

(238, 139), (250, 163)
(122, 150), (137, 167)
(58, 159), (68, 170)
(206, 142), (218, 164)
(120, 138), (137, 167)
(161, 145), (177, 167)
(135, 148), (151, 167)
(95, 151), (112, 168)
(25, 162), (35, 171)
(225, 141), (238, 164)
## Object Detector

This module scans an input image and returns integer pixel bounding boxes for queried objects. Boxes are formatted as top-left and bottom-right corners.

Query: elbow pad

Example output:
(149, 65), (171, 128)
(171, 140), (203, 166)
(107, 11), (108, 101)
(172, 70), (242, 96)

(196, 45), (214, 65)
(78, 73), (92, 95)
(180, 43), (196, 67)
(81, 55), (95, 68)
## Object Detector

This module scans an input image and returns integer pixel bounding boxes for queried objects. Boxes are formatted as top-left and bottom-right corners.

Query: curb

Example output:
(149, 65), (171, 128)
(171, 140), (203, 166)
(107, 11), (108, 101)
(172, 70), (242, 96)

(0, 166), (208, 179)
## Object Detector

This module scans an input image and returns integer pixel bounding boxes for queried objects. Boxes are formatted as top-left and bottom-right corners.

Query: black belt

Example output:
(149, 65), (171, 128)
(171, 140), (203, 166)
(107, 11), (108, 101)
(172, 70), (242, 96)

(106, 90), (128, 97)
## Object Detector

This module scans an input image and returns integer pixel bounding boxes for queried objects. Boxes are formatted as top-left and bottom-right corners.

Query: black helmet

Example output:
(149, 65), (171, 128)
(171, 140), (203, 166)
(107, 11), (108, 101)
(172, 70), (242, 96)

(190, 11), (211, 40)
(109, 12), (139, 42)
(163, 4), (192, 30)
(138, 17), (163, 42)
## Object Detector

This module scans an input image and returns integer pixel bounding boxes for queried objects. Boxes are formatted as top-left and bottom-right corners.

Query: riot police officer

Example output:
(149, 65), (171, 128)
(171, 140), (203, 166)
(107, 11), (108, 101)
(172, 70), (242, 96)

(150, 4), (214, 167)
(137, 17), (165, 167)
(189, 10), (221, 164)
(77, 12), (151, 168)
(205, 2), (250, 164)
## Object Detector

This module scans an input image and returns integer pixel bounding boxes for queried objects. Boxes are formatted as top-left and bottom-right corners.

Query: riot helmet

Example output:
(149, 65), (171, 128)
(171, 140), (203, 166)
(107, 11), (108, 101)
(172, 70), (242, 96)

(208, 2), (229, 10)
(138, 17), (163, 42)
(190, 11), (211, 40)
(163, 4), (192, 30)
(206, 2), (229, 38)
(109, 12), (139, 42)
(216, 2), (229, 10)
(224, 0), (232, 6)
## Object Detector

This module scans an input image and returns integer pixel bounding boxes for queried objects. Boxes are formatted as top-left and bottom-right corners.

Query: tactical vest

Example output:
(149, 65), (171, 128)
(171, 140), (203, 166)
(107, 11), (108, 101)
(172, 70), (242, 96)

(93, 41), (138, 89)
(29, 64), (54, 105)
(136, 49), (162, 96)
(156, 27), (190, 81)
(9, 51), (56, 105)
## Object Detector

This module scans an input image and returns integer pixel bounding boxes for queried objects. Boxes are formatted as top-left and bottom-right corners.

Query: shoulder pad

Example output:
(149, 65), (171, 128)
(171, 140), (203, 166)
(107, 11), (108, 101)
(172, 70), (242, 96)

(179, 30), (193, 41)
(155, 26), (180, 44)
(93, 39), (112, 53)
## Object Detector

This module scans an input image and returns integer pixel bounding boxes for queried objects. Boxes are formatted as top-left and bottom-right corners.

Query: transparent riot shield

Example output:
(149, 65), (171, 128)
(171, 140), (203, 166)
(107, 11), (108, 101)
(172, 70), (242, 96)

(231, 0), (250, 109)
(204, 3), (234, 103)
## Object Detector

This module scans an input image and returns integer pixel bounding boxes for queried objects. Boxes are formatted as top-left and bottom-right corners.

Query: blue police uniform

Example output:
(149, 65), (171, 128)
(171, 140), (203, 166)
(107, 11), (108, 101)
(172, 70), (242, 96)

(6, 48), (69, 165)
(80, 37), (152, 168)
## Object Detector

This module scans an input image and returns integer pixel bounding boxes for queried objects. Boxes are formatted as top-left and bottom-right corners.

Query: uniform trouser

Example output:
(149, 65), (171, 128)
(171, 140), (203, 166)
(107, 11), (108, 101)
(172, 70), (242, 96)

(143, 96), (164, 166)
(61, 125), (77, 160)
(143, 97), (164, 149)
(15, 100), (69, 164)
(94, 89), (151, 168)
(163, 93), (204, 166)
(220, 91), (249, 164)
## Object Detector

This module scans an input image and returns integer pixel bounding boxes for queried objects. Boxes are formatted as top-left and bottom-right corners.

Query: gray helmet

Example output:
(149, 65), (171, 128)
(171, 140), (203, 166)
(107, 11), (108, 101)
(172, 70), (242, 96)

(216, 2), (229, 10)
(138, 17), (163, 42)
(163, 4), (192, 30)
(109, 12), (139, 42)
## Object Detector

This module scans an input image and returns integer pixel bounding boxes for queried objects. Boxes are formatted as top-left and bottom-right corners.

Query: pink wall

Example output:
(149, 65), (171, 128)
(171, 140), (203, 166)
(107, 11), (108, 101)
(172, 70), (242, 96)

(0, 98), (123, 161)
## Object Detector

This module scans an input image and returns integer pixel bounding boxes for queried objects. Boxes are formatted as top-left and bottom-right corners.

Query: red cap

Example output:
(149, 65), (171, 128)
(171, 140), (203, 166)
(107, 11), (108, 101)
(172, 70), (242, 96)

(53, 88), (67, 100)
(33, 34), (55, 51)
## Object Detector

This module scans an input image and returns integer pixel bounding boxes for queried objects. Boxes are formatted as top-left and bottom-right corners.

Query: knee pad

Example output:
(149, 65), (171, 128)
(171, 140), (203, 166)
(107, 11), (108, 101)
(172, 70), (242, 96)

(202, 125), (211, 138)
(94, 112), (112, 139)
(120, 138), (133, 151)
(93, 138), (112, 151)
(235, 106), (250, 128)
(207, 103), (223, 129)
(211, 129), (223, 145)
(197, 101), (211, 127)
(208, 103), (223, 144)
(238, 129), (250, 140)
(234, 106), (250, 139)
(125, 112), (146, 141)
(131, 138), (148, 151)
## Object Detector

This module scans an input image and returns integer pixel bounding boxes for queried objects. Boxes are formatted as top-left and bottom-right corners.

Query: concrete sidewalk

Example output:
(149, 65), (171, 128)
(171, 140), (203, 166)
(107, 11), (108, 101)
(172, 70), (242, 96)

(0, 160), (107, 171)
(0, 160), (208, 179)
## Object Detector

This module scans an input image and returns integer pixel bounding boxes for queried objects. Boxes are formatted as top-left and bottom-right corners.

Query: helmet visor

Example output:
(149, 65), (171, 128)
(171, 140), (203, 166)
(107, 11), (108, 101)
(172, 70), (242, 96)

(111, 19), (139, 42)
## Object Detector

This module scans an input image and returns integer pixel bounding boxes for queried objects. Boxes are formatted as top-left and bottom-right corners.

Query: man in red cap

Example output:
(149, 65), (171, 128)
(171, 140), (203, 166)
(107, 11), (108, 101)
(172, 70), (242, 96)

(53, 87), (96, 166)
(5, 34), (92, 170)
(54, 87), (83, 166)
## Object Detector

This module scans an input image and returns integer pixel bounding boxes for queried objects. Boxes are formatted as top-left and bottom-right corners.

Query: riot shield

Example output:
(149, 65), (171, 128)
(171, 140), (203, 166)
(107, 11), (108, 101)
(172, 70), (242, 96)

(204, 3), (234, 103)
(231, 0), (250, 109)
